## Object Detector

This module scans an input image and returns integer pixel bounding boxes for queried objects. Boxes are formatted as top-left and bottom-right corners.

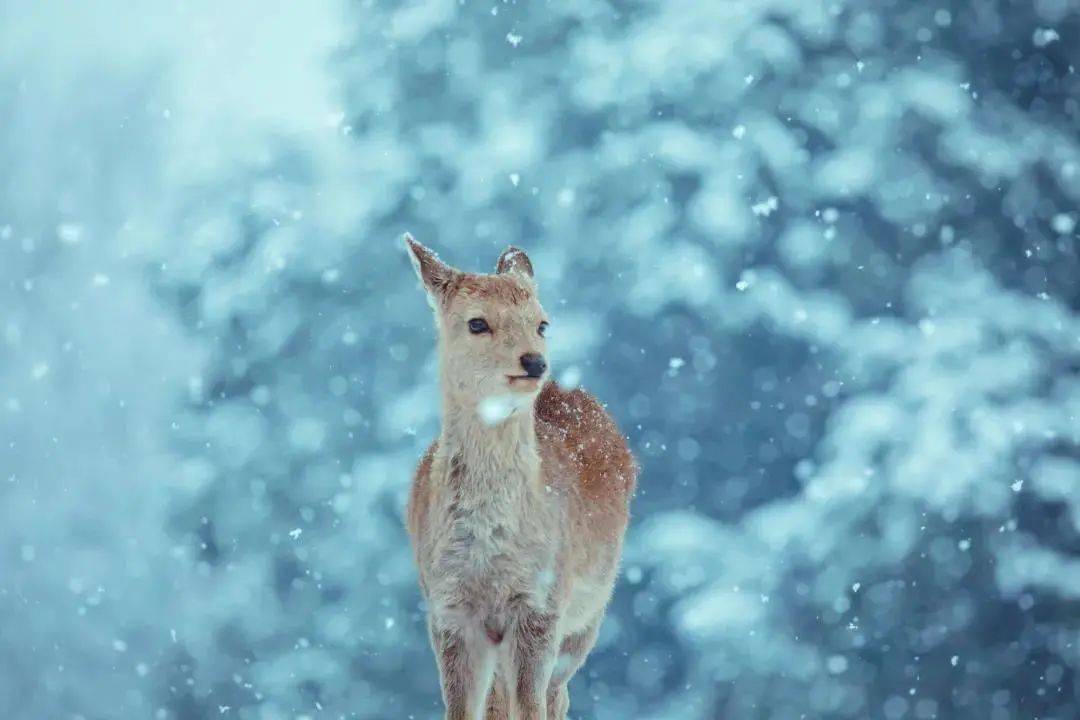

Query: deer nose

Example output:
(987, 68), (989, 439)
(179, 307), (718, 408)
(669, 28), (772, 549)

(519, 353), (547, 378)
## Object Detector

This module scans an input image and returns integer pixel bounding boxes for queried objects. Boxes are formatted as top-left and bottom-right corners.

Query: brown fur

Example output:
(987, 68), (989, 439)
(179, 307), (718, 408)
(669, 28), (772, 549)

(409, 382), (637, 600)
(451, 273), (533, 305)
(403, 235), (636, 719)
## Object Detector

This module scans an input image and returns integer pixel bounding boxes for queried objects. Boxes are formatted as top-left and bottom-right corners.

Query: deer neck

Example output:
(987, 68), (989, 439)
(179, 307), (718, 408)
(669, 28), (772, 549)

(439, 388), (540, 491)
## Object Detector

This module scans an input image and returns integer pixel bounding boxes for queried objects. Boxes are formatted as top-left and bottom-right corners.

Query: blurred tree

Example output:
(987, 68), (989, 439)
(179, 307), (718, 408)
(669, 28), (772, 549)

(4, 0), (1077, 719)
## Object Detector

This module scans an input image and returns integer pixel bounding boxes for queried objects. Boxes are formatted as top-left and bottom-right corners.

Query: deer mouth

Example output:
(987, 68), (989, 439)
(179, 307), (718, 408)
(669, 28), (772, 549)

(507, 374), (542, 386)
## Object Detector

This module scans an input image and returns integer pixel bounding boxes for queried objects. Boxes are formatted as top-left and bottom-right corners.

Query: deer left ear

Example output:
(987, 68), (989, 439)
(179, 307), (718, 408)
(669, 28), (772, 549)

(404, 233), (460, 304)
(495, 246), (534, 278)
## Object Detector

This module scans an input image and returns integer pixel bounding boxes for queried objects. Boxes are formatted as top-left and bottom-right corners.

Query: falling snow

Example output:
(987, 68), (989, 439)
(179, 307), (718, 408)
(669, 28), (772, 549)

(2, 2), (1079, 720)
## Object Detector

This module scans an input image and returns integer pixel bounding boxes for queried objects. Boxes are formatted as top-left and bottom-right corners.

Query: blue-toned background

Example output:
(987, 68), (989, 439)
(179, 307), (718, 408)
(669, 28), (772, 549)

(2, 1), (1079, 718)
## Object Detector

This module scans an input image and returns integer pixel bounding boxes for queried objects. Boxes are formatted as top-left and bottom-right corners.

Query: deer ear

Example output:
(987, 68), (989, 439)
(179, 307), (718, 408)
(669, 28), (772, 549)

(495, 246), (534, 278)
(404, 233), (458, 301)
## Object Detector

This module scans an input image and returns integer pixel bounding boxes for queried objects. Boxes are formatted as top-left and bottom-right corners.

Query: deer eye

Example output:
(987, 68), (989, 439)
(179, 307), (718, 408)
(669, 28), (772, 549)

(467, 318), (490, 334)
(538, 321), (549, 337)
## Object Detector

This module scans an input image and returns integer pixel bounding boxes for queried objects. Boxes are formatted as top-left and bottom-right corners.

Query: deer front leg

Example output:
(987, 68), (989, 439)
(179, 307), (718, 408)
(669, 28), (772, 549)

(484, 675), (509, 720)
(431, 621), (497, 720)
(508, 609), (558, 720)
(545, 619), (600, 720)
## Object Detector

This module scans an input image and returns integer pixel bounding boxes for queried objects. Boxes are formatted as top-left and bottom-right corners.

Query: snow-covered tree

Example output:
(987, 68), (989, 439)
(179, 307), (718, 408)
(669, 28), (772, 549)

(2, 0), (1078, 718)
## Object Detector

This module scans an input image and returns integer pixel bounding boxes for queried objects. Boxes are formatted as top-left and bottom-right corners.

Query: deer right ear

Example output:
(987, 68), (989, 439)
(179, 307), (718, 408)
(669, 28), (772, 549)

(404, 233), (457, 302)
(495, 245), (534, 279)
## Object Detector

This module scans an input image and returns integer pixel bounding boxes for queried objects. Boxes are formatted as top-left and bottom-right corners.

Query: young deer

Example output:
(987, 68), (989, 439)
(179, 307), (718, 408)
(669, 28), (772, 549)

(404, 234), (636, 720)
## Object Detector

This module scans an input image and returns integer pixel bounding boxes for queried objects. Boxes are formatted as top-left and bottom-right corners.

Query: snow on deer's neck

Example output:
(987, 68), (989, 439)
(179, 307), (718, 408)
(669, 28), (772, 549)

(439, 381), (541, 489)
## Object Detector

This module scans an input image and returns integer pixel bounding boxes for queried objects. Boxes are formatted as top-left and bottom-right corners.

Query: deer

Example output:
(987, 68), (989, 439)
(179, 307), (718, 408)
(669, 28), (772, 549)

(403, 234), (637, 720)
